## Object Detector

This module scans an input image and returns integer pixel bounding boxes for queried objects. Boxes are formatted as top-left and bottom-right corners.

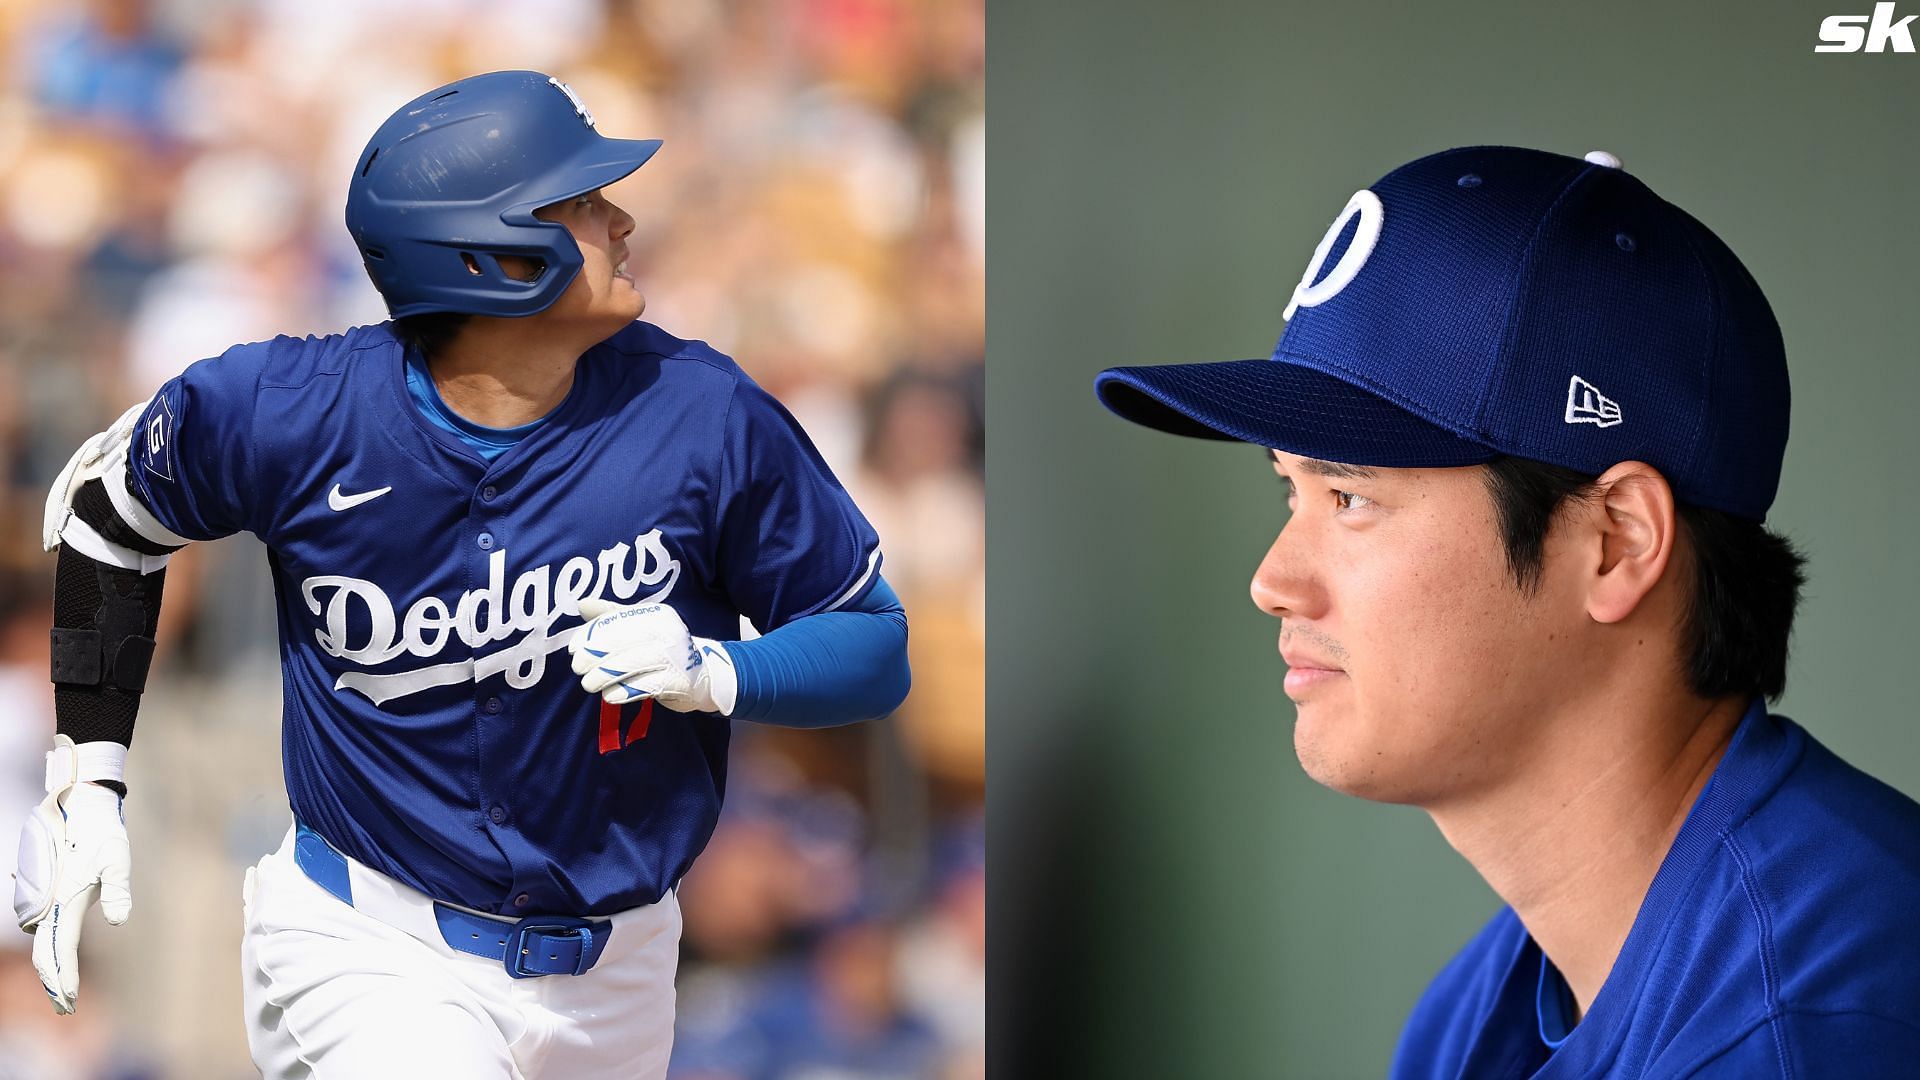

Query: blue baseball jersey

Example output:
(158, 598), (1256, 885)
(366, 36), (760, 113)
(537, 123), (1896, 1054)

(1393, 700), (1920, 1078)
(126, 321), (882, 916)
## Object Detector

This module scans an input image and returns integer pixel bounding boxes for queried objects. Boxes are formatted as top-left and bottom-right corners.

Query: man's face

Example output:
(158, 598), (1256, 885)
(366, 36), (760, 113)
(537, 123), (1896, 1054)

(1252, 450), (1591, 807)
(501, 188), (644, 329)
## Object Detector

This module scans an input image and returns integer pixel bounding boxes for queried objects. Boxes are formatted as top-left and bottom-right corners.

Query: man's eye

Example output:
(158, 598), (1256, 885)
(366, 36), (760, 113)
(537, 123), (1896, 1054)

(1334, 490), (1372, 511)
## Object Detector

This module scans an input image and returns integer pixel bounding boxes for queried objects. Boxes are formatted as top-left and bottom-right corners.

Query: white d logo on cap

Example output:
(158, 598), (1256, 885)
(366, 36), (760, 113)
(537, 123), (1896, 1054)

(1284, 189), (1383, 321)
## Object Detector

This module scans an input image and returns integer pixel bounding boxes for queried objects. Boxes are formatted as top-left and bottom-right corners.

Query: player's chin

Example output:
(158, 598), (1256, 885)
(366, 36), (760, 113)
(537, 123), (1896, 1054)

(609, 278), (646, 317)
(1294, 705), (1374, 789)
(1297, 744), (1388, 801)
(1296, 727), (1434, 805)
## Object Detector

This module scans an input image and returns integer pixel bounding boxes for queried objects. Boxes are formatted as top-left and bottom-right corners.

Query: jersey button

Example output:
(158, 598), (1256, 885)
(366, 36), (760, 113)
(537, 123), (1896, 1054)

(513, 893), (530, 908)
(488, 805), (507, 824)
(482, 485), (498, 501)
(477, 531), (495, 550)
(483, 696), (502, 714)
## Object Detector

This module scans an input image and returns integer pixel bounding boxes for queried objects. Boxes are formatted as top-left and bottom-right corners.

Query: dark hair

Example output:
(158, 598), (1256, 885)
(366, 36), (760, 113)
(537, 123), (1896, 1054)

(390, 312), (471, 358)
(1481, 456), (1806, 701)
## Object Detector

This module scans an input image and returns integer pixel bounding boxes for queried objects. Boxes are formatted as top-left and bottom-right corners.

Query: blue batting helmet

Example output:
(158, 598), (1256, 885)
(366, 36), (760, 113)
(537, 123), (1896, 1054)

(345, 70), (661, 319)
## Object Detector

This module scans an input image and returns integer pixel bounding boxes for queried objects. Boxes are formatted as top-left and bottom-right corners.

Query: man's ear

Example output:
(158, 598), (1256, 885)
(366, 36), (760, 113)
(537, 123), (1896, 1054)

(1585, 461), (1679, 625)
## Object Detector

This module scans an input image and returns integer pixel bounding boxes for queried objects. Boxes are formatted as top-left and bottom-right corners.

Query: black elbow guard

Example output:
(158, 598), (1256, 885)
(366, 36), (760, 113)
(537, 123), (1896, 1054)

(51, 543), (167, 747)
(71, 474), (185, 558)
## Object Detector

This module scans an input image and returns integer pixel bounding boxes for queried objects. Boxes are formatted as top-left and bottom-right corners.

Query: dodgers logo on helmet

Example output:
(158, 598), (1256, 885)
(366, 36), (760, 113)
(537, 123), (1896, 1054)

(548, 76), (596, 128)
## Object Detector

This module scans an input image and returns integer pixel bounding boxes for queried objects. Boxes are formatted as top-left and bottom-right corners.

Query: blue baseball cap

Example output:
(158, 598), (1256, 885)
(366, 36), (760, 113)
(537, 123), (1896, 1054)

(1094, 146), (1790, 520)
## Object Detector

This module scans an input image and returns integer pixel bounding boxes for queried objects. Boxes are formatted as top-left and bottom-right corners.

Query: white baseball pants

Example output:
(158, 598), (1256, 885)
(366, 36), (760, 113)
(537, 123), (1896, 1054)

(240, 825), (680, 1079)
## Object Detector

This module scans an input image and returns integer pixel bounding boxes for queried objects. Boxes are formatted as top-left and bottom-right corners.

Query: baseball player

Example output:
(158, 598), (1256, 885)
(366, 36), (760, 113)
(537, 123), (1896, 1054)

(15, 70), (910, 1079)
(1095, 146), (1920, 1076)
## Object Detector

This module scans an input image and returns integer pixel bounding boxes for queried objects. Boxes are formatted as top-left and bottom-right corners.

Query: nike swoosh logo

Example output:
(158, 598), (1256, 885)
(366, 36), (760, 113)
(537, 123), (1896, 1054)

(328, 484), (393, 512)
(701, 644), (732, 667)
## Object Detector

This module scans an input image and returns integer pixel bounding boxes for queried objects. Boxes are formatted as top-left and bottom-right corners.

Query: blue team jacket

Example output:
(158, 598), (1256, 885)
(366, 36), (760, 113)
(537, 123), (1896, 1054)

(1393, 701), (1920, 1078)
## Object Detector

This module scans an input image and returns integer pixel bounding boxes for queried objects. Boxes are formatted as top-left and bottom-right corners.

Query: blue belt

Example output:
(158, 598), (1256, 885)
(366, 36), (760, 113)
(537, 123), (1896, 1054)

(291, 822), (612, 979)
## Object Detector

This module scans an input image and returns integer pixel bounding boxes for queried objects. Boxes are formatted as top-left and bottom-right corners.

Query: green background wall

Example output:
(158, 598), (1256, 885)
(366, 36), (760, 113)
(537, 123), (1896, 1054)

(988, 2), (1920, 1076)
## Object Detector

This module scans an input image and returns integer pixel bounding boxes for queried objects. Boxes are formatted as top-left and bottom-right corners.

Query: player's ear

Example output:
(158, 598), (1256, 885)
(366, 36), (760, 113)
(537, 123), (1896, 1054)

(1584, 461), (1678, 625)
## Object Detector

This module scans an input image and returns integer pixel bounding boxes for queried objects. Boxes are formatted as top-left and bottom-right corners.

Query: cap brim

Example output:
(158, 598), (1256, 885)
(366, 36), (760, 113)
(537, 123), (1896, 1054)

(510, 137), (664, 212)
(564, 136), (663, 189)
(1094, 358), (1498, 468)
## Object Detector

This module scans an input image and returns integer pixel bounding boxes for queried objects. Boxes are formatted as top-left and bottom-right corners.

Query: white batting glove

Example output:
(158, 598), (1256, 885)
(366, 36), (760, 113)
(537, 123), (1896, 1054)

(569, 598), (738, 715)
(13, 736), (132, 1015)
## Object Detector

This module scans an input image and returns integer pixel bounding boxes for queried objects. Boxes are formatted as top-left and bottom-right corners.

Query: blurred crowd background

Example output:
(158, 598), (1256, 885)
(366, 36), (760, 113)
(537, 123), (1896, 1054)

(0, 0), (983, 1077)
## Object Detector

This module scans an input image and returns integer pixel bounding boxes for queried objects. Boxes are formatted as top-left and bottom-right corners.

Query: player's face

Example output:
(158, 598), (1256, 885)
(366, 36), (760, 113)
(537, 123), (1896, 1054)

(528, 188), (644, 328)
(1252, 450), (1593, 807)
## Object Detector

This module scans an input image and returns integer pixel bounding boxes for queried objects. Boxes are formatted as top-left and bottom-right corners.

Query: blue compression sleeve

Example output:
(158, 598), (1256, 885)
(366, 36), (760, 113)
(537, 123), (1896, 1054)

(723, 576), (910, 727)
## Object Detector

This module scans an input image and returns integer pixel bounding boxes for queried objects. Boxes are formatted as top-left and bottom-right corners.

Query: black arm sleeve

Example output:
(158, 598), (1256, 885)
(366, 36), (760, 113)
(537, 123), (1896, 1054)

(51, 537), (169, 751)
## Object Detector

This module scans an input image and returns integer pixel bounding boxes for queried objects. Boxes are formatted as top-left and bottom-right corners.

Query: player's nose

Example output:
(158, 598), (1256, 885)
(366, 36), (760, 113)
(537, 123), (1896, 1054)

(1250, 523), (1323, 621)
(609, 200), (636, 242)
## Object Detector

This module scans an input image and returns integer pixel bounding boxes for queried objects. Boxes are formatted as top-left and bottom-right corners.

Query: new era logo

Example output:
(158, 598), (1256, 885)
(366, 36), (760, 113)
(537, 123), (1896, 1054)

(1565, 376), (1623, 428)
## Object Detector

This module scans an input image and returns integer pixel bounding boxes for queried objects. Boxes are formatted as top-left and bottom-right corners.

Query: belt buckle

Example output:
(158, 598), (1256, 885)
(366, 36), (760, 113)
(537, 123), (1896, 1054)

(503, 915), (597, 979)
